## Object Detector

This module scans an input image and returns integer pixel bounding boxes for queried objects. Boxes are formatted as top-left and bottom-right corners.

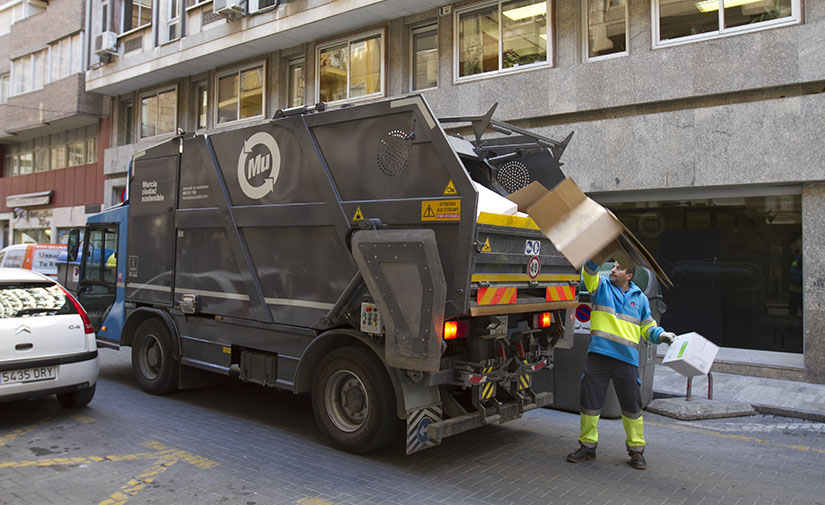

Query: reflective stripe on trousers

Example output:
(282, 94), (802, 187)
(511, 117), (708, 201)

(577, 352), (646, 452)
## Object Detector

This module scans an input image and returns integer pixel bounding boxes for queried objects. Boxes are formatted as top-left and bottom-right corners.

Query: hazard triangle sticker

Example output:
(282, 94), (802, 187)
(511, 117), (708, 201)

(443, 180), (458, 196)
(352, 206), (364, 221)
(481, 237), (491, 252)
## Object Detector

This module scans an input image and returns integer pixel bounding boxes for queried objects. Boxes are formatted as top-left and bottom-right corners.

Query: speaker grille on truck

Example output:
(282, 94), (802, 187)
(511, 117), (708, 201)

(377, 130), (411, 177)
(496, 161), (531, 193)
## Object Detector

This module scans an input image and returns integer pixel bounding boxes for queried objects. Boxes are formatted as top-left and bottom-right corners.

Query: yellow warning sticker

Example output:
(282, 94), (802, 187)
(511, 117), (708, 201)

(443, 180), (458, 196)
(481, 237), (491, 252)
(352, 206), (364, 221)
(422, 200), (461, 221)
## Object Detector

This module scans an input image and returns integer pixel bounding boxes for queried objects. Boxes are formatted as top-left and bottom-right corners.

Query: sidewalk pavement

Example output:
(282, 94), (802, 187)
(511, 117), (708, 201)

(651, 364), (825, 422)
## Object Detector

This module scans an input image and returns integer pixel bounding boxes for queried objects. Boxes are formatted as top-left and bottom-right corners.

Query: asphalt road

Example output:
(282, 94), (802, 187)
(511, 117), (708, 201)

(1, 348), (824, 505)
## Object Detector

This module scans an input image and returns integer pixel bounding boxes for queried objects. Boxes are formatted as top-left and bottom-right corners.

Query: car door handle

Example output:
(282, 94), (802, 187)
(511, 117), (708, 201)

(15, 343), (33, 351)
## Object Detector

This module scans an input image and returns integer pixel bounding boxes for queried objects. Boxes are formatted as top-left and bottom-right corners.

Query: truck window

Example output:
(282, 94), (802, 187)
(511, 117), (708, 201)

(82, 228), (117, 284)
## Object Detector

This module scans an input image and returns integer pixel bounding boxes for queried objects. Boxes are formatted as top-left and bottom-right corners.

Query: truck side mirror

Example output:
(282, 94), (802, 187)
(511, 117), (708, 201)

(67, 229), (81, 262)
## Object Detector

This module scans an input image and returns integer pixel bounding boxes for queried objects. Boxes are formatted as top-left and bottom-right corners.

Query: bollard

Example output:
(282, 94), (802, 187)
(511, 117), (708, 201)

(686, 372), (713, 401)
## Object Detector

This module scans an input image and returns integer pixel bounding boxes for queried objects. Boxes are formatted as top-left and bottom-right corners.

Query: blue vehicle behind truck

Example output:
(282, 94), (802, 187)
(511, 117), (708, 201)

(66, 95), (583, 454)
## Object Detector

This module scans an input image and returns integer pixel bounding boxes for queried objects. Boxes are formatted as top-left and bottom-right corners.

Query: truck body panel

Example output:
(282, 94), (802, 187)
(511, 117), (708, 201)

(74, 95), (580, 454)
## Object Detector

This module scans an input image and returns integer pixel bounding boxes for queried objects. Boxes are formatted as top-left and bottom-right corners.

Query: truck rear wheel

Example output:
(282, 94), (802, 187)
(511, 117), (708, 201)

(131, 319), (179, 395)
(312, 346), (398, 453)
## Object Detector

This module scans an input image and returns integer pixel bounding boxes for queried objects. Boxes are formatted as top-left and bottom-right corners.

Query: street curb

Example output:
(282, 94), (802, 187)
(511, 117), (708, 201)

(652, 390), (825, 422)
(751, 404), (825, 423)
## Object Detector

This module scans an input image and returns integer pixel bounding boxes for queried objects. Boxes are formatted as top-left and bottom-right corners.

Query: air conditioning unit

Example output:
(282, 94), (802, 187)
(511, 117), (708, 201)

(93, 31), (118, 56)
(213, 0), (246, 18)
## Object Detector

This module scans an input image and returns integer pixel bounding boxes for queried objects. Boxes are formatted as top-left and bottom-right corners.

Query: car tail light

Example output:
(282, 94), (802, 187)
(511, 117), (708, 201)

(536, 311), (552, 329)
(443, 320), (469, 340)
(58, 285), (95, 334)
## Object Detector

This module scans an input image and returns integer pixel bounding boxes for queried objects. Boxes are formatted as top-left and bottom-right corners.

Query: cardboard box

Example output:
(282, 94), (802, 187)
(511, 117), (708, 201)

(661, 332), (719, 376)
(507, 178), (672, 287)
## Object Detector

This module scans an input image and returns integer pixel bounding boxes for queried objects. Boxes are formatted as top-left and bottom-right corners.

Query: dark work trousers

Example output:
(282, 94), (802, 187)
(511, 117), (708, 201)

(578, 352), (645, 452)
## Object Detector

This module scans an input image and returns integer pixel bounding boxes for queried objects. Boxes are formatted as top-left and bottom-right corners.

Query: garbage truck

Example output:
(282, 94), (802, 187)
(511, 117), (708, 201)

(66, 95), (582, 454)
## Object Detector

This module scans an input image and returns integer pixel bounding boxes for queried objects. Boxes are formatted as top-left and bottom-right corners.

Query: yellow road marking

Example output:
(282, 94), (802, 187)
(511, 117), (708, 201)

(298, 497), (336, 505)
(647, 421), (825, 454)
(98, 454), (178, 505)
(69, 414), (96, 424)
(0, 420), (50, 446)
(1, 414), (96, 446)
(0, 453), (159, 469)
(0, 439), (219, 505)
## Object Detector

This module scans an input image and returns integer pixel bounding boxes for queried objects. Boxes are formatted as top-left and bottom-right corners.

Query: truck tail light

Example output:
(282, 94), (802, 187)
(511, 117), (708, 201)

(536, 312), (552, 329)
(59, 285), (95, 335)
(444, 320), (469, 340)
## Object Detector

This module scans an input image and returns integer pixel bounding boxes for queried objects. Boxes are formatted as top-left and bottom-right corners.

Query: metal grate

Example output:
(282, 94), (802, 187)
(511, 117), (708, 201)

(496, 161), (531, 193)
(202, 10), (223, 25)
(377, 130), (411, 177)
(124, 37), (142, 53)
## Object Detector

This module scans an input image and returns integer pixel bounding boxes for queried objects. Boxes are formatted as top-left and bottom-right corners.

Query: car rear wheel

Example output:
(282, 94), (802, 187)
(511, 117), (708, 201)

(56, 384), (96, 408)
(311, 346), (398, 453)
(132, 319), (179, 394)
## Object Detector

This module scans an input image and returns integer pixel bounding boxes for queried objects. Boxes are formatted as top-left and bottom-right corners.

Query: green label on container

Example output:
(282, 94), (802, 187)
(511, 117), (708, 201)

(677, 342), (689, 359)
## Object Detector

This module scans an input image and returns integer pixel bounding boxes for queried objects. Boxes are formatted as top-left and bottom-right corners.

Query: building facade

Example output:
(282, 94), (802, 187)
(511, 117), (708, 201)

(84, 0), (824, 382)
(0, 0), (107, 247)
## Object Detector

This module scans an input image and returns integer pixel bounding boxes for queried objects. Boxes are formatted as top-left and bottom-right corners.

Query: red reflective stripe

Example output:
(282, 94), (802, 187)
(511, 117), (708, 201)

(505, 288), (517, 304)
(477, 287), (517, 305)
(546, 285), (577, 301)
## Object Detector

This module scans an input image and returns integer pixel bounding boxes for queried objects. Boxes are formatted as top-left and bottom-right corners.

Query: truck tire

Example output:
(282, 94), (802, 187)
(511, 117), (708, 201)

(312, 346), (398, 453)
(131, 319), (179, 395)
(56, 384), (96, 408)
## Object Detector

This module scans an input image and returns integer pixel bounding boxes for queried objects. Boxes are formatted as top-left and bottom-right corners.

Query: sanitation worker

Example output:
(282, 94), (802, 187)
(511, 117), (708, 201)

(566, 259), (676, 470)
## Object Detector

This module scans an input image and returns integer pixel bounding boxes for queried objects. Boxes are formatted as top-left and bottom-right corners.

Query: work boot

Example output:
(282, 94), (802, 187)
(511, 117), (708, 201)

(628, 451), (647, 470)
(566, 444), (596, 463)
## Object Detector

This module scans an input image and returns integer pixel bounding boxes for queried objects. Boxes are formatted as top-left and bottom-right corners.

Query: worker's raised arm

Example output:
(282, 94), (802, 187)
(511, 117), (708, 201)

(582, 259), (601, 294)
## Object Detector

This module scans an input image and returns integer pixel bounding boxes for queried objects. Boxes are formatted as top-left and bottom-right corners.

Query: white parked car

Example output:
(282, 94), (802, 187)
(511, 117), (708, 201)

(0, 268), (98, 407)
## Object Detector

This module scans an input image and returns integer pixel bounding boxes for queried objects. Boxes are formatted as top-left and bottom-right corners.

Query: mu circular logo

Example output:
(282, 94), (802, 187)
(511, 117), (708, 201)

(237, 131), (282, 199)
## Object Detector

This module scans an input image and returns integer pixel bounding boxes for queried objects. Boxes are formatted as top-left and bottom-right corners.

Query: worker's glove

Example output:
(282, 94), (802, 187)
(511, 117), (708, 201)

(658, 332), (677, 345)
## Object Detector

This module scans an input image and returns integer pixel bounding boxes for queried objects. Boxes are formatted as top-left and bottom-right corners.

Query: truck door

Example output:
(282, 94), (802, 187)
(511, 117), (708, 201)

(76, 224), (119, 331)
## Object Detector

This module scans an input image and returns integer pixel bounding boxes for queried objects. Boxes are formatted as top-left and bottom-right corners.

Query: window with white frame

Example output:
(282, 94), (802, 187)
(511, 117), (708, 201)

(195, 81), (208, 129)
(654, 0), (800, 45)
(49, 33), (83, 82)
(34, 149), (49, 173)
(12, 48), (53, 95)
(167, 0), (181, 42)
(455, 0), (548, 80)
(317, 31), (384, 104)
(11, 34), (83, 96)
(249, 0), (278, 13)
(86, 137), (97, 164)
(100, 0), (110, 32)
(123, 0), (153, 32)
(287, 58), (305, 107)
(140, 88), (177, 138)
(411, 24), (438, 91)
(12, 54), (32, 95)
(585, 0), (627, 59)
(0, 73), (8, 103)
(68, 140), (86, 167)
(216, 64), (264, 124)
(50, 145), (66, 170)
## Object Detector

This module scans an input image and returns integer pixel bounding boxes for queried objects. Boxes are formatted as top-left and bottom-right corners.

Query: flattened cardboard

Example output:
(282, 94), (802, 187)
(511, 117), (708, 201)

(662, 332), (719, 376)
(508, 178), (671, 287)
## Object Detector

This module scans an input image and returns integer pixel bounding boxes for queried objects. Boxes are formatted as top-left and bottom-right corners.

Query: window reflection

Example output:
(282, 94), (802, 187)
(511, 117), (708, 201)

(0, 283), (70, 319)
(318, 33), (383, 103)
(611, 194), (802, 353)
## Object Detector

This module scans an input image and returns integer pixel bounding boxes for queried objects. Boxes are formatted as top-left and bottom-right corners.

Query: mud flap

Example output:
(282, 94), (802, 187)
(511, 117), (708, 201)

(351, 229), (446, 372)
(406, 404), (443, 454)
